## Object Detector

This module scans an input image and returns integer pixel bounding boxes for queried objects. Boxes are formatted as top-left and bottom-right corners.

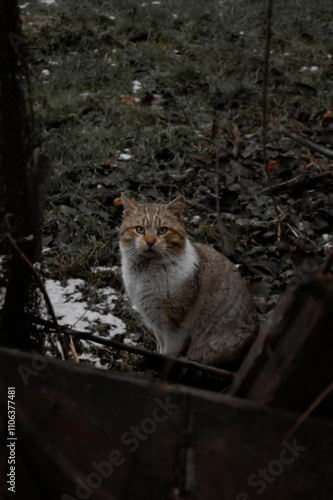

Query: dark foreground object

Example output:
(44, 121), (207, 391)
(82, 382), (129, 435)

(0, 274), (332, 499)
(231, 274), (333, 418)
(0, 346), (332, 500)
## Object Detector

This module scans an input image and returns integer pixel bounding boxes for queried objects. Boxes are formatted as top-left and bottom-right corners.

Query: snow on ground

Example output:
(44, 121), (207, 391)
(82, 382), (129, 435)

(1, 271), (127, 368)
(45, 278), (126, 336)
(44, 277), (127, 368)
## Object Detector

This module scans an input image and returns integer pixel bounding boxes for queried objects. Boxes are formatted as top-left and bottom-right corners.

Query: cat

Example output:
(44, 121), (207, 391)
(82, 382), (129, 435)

(119, 194), (258, 367)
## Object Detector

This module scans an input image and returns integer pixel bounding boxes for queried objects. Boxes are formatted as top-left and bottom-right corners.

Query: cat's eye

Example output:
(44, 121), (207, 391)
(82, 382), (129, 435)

(136, 226), (145, 234)
(158, 227), (168, 235)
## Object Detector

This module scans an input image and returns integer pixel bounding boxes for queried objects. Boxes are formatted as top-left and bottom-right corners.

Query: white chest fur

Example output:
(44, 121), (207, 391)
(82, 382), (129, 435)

(120, 239), (198, 331)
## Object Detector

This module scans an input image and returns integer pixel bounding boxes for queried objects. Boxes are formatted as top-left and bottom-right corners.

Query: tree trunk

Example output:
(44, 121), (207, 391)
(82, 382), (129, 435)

(0, 0), (43, 352)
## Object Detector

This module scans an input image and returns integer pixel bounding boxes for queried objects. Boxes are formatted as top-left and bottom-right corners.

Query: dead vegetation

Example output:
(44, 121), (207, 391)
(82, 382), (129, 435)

(18, 0), (333, 370)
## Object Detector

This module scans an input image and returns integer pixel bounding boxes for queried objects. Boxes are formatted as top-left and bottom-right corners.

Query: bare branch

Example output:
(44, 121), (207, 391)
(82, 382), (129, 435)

(67, 329), (236, 381)
(260, 169), (333, 193)
(281, 127), (333, 159)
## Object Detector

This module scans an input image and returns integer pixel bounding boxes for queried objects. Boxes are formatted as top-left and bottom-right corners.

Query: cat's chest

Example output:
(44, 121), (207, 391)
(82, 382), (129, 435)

(127, 263), (182, 300)
(121, 240), (199, 305)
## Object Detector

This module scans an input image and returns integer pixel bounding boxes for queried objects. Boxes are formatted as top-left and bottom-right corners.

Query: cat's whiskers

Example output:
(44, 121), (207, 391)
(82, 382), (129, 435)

(159, 247), (176, 264)
(129, 243), (192, 284)
(127, 246), (142, 266)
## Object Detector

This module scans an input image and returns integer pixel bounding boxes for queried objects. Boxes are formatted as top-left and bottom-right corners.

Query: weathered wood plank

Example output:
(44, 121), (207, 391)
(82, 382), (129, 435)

(231, 275), (333, 418)
(0, 347), (332, 500)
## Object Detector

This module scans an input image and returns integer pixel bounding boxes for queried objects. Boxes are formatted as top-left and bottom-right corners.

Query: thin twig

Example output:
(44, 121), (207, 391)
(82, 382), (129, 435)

(262, 0), (285, 242)
(69, 336), (80, 363)
(262, 0), (273, 164)
(214, 144), (226, 253)
(281, 127), (333, 160)
(0, 225), (69, 360)
(284, 381), (333, 441)
(259, 169), (333, 193)
(320, 247), (333, 275)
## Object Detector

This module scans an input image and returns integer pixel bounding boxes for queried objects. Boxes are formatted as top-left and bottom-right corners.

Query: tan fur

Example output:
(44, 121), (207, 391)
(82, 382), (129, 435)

(159, 243), (258, 365)
(119, 194), (258, 367)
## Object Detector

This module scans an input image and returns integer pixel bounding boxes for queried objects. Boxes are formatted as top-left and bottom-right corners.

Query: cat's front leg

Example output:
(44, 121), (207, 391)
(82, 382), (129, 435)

(154, 330), (165, 353)
(161, 331), (189, 357)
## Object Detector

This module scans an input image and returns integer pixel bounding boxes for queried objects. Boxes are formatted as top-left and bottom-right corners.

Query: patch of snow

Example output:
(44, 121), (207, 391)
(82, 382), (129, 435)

(79, 352), (107, 369)
(118, 153), (132, 161)
(45, 278), (126, 337)
(123, 337), (137, 346)
(132, 80), (142, 93)
(322, 234), (332, 248)
(91, 266), (113, 273)
(0, 261), (127, 368)
(105, 60), (117, 66)
(300, 66), (319, 73)
(118, 149), (132, 161)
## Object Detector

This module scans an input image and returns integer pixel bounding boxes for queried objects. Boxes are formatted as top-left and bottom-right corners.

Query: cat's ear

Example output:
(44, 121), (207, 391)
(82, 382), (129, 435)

(167, 196), (184, 219)
(121, 193), (138, 215)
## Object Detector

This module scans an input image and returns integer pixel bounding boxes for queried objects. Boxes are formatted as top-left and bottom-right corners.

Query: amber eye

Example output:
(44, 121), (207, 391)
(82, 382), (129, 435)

(158, 227), (168, 235)
(136, 226), (145, 234)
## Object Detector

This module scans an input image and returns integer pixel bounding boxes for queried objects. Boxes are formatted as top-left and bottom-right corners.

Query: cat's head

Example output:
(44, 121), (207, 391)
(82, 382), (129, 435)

(119, 194), (186, 262)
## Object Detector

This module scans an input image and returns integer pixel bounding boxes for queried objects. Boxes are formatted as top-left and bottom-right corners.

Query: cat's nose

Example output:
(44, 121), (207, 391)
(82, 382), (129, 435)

(146, 235), (156, 247)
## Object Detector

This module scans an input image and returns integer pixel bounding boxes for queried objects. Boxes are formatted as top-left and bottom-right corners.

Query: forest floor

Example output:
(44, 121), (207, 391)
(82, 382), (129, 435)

(20, 0), (333, 372)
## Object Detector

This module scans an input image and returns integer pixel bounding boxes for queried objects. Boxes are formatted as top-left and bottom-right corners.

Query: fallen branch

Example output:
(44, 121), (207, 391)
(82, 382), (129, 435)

(281, 127), (333, 159)
(25, 313), (235, 380)
(67, 329), (236, 381)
